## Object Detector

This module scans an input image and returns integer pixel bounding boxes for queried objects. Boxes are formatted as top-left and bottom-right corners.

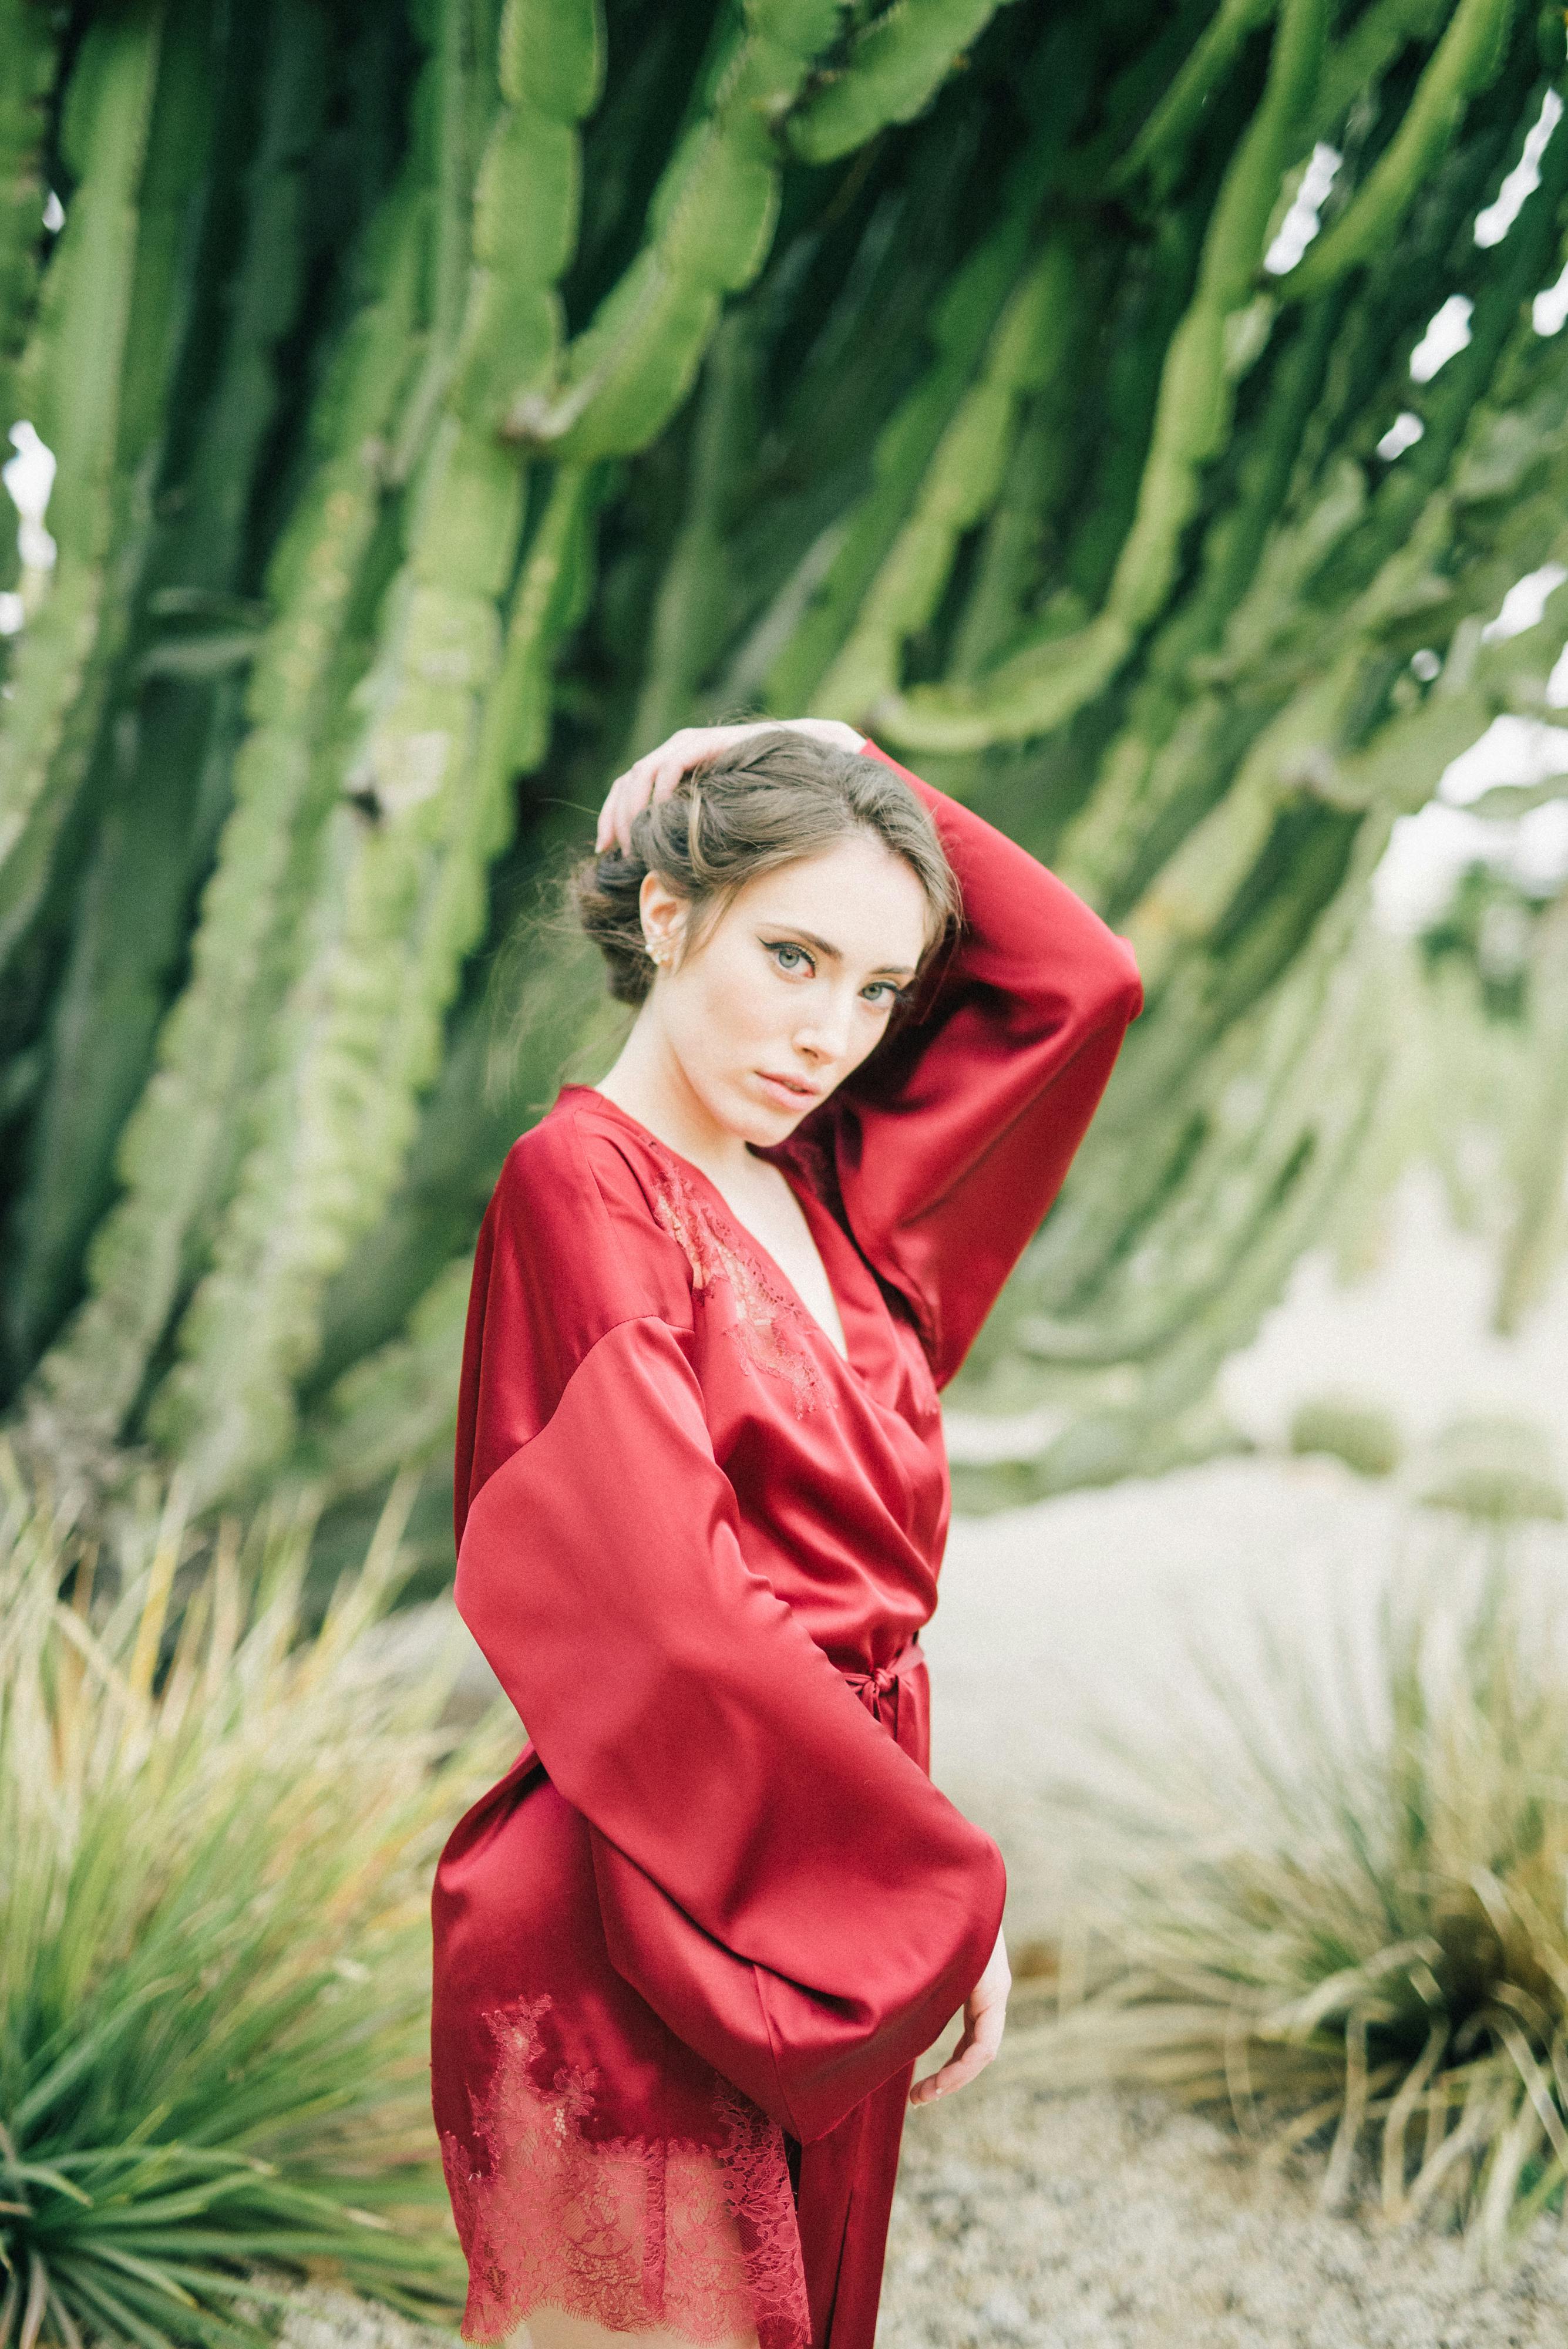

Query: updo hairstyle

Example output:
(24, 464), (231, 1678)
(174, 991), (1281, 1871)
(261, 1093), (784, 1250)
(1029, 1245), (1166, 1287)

(571, 728), (961, 1009)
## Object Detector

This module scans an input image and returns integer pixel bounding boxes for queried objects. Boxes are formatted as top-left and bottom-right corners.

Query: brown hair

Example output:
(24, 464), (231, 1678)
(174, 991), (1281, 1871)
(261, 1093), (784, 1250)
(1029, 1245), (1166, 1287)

(570, 728), (961, 1009)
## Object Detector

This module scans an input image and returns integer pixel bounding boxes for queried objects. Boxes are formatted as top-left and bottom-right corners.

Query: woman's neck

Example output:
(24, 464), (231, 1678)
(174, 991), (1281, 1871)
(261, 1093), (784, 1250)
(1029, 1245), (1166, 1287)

(590, 1025), (763, 1188)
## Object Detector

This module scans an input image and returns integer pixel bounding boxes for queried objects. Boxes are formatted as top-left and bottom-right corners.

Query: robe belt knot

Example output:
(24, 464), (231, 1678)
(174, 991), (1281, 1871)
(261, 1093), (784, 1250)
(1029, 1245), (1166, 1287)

(840, 1637), (923, 1746)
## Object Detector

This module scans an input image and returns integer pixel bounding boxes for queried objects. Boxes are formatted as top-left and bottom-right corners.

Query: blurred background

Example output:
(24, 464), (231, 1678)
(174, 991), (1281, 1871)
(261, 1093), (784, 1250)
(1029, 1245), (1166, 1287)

(4, 3), (1568, 2344)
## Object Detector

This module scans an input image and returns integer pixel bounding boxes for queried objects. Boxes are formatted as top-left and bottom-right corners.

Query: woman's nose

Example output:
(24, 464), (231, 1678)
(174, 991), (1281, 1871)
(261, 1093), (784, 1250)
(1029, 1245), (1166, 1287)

(795, 990), (856, 1061)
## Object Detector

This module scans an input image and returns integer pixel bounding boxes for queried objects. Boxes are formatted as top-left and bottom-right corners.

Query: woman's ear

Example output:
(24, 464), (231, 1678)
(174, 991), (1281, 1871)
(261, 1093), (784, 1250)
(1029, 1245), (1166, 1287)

(638, 871), (689, 965)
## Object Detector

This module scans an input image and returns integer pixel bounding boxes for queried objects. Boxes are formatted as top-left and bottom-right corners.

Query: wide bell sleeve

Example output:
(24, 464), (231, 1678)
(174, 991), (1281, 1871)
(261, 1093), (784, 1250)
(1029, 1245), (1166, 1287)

(814, 738), (1144, 1389)
(450, 1127), (1006, 2146)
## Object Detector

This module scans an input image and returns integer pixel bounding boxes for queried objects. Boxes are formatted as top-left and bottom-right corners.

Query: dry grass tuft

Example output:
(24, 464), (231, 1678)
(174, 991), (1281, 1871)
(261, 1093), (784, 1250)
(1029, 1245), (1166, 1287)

(1010, 1532), (1568, 2261)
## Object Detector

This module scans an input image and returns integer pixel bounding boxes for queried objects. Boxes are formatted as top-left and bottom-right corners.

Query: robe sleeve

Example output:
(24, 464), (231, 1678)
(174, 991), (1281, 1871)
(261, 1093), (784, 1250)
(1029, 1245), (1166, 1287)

(809, 739), (1144, 1390)
(451, 1121), (1006, 2145)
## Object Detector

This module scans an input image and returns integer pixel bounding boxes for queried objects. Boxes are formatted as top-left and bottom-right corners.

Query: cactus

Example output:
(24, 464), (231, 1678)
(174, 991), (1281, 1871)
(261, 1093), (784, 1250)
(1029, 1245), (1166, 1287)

(28, 165), (428, 1454)
(867, 0), (1330, 751)
(134, 0), (1010, 1502)
(0, 0), (1565, 1518)
(0, 0), (59, 454)
(749, 149), (1055, 712)
(789, 0), (1012, 165)
(0, 2), (174, 965)
(506, 2), (844, 463)
(4, 2), (334, 1371)
(1282, 0), (1519, 298)
(815, 238), (1077, 719)
(136, 0), (608, 1499)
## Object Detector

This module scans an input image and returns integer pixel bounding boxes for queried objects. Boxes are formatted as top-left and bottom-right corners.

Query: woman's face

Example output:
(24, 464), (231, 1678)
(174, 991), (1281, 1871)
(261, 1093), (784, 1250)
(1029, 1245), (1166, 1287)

(640, 832), (931, 1145)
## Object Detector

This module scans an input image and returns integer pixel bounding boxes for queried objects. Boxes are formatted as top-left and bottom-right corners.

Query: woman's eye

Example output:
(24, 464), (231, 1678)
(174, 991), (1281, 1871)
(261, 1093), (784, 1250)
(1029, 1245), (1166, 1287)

(766, 940), (812, 975)
(862, 981), (909, 1009)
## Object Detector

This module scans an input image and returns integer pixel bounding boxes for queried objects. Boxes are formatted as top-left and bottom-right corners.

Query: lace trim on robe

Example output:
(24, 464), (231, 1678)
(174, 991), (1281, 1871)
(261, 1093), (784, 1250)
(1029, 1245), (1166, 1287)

(646, 1153), (835, 1419)
(440, 1996), (811, 2349)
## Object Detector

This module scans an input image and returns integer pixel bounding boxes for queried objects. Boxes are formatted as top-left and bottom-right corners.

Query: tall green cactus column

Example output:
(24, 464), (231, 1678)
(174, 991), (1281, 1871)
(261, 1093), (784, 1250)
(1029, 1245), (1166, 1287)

(4, 3), (339, 1375)
(0, 0), (58, 472)
(133, 0), (607, 1500)
(132, 0), (880, 1502)
(0, 1), (177, 967)
(27, 155), (430, 1461)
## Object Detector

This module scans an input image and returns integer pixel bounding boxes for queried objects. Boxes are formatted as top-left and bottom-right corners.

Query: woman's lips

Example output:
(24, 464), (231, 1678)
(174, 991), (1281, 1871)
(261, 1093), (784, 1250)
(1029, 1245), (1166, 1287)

(756, 1071), (820, 1108)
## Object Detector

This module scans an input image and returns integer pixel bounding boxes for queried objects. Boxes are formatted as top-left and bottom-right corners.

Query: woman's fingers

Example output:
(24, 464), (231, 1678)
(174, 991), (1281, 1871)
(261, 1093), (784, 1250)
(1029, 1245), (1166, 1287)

(907, 1931), (1010, 2109)
(593, 779), (619, 852)
(593, 717), (862, 854)
(907, 1999), (1007, 2106)
(594, 725), (782, 854)
(908, 2032), (985, 2105)
(650, 749), (690, 805)
(594, 746), (683, 854)
(595, 757), (658, 854)
(614, 766), (652, 850)
(649, 726), (739, 812)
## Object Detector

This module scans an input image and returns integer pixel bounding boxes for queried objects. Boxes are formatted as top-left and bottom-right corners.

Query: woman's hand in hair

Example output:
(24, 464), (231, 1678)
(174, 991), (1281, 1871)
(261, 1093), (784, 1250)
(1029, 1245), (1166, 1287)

(594, 719), (866, 855)
(908, 1926), (1010, 2108)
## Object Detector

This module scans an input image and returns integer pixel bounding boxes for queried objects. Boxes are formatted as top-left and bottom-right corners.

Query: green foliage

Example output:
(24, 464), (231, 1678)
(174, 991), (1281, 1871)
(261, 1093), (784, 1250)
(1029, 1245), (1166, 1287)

(1, 0), (1566, 1517)
(0, 1451), (513, 2348)
(0, 3), (175, 968)
(1414, 1411), (1567, 1519)
(0, 0), (55, 462)
(1013, 1537), (1568, 2257)
(1495, 889), (1568, 1330)
(1289, 1391), (1405, 1475)
(789, 0), (1013, 164)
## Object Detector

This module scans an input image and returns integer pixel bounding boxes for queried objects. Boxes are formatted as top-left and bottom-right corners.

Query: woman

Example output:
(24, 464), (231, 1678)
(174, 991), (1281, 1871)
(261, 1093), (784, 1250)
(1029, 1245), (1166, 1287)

(432, 718), (1142, 2349)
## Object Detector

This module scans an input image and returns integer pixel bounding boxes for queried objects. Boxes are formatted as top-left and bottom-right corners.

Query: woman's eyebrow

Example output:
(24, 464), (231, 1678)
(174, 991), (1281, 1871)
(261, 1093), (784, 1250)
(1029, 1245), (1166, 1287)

(756, 919), (916, 978)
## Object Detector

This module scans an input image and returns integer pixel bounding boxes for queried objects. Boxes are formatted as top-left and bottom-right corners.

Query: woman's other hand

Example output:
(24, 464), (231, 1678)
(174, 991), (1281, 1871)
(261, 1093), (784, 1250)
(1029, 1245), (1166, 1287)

(908, 1926), (1010, 2108)
(594, 719), (865, 854)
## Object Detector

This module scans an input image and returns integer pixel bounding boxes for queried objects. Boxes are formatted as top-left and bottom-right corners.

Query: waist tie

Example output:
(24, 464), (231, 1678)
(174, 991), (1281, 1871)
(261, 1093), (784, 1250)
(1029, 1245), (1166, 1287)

(838, 1635), (924, 1754)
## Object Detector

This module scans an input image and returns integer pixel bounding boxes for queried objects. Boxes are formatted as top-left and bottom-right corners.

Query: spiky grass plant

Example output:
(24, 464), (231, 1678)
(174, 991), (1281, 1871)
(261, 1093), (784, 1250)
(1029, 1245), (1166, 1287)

(1012, 1534), (1568, 2261)
(0, 1451), (512, 2349)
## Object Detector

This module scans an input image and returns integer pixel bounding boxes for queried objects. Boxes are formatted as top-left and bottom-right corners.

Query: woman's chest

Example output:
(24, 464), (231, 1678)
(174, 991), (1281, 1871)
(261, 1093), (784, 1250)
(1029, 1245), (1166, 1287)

(691, 1156), (852, 1366)
(647, 1153), (948, 1563)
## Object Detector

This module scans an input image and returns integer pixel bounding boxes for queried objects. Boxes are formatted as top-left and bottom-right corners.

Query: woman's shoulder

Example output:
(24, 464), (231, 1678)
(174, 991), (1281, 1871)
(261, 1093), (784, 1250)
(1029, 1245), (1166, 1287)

(500, 1081), (671, 1212)
(486, 1087), (696, 1330)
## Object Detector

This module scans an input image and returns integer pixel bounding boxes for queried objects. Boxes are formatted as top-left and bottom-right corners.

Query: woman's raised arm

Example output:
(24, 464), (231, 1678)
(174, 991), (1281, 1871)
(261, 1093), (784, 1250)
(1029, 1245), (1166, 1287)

(816, 739), (1143, 1391)
(588, 717), (1142, 1394)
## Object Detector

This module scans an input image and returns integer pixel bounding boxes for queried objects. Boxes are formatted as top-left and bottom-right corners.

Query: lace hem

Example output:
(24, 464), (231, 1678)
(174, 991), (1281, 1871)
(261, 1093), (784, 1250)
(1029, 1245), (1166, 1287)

(440, 1997), (810, 2349)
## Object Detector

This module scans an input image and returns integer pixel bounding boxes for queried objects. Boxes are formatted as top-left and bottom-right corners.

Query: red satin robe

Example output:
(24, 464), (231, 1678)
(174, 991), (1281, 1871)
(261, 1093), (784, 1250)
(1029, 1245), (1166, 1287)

(431, 742), (1142, 2349)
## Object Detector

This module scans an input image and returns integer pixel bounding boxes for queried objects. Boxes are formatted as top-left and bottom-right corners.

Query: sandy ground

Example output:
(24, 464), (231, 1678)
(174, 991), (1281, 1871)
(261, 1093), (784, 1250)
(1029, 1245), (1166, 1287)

(296, 1179), (1568, 2346)
(879, 2069), (1568, 2349)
